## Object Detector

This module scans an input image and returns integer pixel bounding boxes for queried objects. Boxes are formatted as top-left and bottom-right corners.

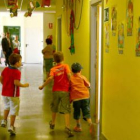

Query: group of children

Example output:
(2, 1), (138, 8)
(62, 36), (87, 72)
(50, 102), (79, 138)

(0, 51), (95, 137)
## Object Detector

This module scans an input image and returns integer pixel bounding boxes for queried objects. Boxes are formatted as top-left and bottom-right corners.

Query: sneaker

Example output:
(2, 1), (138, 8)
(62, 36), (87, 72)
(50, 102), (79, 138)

(89, 123), (95, 136)
(73, 126), (82, 132)
(1, 120), (7, 128)
(65, 127), (74, 137)
(8, 126), (16, 135)
(49, 121), (55, 129)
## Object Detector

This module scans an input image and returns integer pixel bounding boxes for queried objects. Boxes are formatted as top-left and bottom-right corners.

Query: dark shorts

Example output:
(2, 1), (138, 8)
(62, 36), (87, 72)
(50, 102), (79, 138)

(73, 99), (91, 120)
(44, 58), (53, 72)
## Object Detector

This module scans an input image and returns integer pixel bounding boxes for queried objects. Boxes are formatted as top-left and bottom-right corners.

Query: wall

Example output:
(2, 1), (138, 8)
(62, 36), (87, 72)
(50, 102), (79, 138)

(56, 0), (90, 79)
(102, 0), (140, 139)
(43, 12), (56, 49)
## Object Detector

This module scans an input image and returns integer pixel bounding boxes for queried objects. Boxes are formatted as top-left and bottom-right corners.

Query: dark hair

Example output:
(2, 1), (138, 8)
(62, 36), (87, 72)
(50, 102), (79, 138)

(71, 63), (82, 73)
(9, 53), (22, 65)
(46, 38), (52, 45)
(53, 51), (64, 63)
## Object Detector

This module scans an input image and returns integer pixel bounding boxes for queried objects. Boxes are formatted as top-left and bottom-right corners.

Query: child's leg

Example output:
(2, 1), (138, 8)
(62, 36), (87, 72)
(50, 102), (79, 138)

(10, 115), (16, 127)
(87, 118), (92, 125)
(64, 113), (70, 128)
(52, 112), (56, 124)
(3, 110), (10, 120)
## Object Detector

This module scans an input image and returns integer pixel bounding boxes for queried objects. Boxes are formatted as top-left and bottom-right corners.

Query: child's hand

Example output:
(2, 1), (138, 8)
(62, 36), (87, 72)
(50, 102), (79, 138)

(39, 86), (43, 90)
(24, 83), (29, 87)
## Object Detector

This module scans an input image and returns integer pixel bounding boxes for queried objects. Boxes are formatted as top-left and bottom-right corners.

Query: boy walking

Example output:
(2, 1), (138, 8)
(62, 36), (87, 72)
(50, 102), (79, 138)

(70, 62), (95, 135)
(39, 51), (74, 137)
(0, 53), (29, 135)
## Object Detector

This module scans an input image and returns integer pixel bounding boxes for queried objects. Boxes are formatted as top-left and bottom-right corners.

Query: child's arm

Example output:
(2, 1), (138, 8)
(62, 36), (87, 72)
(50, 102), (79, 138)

(39, 76), (53, 90)
(67, 73), (71, 81)
(0, 76), (3, 84)
(80, 75), (90, 88)
(14, 80), (29, 87)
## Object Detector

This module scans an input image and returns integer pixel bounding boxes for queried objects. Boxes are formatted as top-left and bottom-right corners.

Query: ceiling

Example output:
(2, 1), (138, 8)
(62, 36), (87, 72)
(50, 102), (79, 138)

(0, 0), (56, 12)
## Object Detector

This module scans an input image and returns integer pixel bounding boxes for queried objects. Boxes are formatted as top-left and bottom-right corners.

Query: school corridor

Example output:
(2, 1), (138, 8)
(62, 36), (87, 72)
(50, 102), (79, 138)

(0, 64), (106, 140)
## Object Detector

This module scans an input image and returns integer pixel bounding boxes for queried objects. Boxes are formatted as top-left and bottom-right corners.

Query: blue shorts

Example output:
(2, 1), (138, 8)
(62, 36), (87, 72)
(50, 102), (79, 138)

(73, 99), (91, 121)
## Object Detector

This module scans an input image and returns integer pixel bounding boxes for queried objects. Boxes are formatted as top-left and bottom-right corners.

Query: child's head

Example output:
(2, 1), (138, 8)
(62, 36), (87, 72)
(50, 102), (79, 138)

(71, 63), (82, 73)
(46, 38), (52, 45)
(53, 51), (64, 63)
(9, 53), (22, 67)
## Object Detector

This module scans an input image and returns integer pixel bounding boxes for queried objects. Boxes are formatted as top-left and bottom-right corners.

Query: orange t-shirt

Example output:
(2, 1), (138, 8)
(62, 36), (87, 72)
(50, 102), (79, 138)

(70, 73), (90, 101)
(50, 64), (71, 92)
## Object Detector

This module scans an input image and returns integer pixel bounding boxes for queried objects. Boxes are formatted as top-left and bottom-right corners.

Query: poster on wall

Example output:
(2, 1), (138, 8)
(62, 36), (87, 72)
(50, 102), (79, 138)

(104, 8), (109, 22)
(111, 6), (117, 36)
(135, 17), (140, 57)
(118, 23), (124, 54)
(126, 0), (133, 36)
(105, 23), (110, 53)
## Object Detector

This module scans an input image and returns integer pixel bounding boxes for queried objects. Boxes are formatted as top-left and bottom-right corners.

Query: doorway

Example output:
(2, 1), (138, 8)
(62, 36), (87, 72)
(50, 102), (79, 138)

(25, 28), (43, 64)
(90, 0), (102, 136)
(3, 26), (21, 50)
(57, 17), (62, 51)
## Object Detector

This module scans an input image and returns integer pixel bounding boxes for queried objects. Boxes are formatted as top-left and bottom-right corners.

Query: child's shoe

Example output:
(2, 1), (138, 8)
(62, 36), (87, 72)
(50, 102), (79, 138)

(8, 126), (16, 135)
(1, 120), (7, 128)
(73, 126), (82, 132)
(65, 127), (74, 137)
(49, 121), (55, 129)
(89, 123), (95, 136)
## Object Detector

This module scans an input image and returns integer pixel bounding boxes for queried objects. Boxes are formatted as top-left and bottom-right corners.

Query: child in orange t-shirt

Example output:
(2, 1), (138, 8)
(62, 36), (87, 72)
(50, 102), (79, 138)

(39, 51), (74, 137)
(70, 62), (95, 136)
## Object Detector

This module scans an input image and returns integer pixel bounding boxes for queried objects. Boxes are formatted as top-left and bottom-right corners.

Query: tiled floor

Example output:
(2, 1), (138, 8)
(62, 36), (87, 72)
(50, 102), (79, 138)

(0, 64), (106, 140)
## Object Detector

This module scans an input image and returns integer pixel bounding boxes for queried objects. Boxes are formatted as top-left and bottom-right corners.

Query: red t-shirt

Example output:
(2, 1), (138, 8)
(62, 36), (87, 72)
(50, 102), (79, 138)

(50, 64), (71, 92)
(1, 67), (21, 97)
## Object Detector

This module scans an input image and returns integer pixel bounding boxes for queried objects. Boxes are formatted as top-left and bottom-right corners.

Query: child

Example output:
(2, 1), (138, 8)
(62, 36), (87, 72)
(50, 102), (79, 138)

(70, 62), (95, 135)
(39, 51), (74, 137)
(42, 38), (56, 80)
(0, 53), (29, 135)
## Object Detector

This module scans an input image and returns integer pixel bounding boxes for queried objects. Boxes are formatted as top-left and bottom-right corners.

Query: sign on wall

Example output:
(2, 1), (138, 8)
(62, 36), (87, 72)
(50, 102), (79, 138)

(49, 23), (53, 29)
(126, 0), (133, 36)
(111, 6), (117, 36)
(118, 23), (124, 54)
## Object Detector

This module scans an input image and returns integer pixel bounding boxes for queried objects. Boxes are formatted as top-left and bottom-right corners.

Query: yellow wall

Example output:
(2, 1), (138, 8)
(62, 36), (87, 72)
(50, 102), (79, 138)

(102, 0), (140, 139)
(56, 0), (90, 79)
(56, 0), (140, 139)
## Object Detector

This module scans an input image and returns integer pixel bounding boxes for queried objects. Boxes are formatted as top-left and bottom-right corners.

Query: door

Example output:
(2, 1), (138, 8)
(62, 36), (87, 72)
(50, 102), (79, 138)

(25, 28), (43, 64)
(57, 17), (62, 51)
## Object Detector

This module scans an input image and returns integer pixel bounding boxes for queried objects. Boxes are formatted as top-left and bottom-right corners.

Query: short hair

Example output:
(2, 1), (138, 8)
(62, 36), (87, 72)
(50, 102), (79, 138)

(9, 53), (22, 65)
(53, 51), (64, 63)
(71, 63), (82, 73)
(46, 38), (52, 45)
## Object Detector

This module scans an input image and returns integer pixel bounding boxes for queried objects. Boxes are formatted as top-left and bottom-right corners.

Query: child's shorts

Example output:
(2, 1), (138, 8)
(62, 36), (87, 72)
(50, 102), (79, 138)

(51, 91), (71, 114)
(2, 96), (20, 116)
(73, 98), (91, 120)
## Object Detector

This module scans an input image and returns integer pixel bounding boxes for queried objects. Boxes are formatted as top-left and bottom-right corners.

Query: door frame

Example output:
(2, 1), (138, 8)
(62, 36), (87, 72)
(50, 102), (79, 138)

(90, 0), (103, 136)
(57, 16), (62, 51)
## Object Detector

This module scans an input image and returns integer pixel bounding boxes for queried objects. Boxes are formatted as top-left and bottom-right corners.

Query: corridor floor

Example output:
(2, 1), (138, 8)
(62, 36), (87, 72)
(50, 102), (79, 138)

(0, 64), (106, 140)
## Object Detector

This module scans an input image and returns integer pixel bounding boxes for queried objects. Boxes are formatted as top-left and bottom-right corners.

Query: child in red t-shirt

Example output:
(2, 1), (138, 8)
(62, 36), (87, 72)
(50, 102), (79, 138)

(39, 51), (74, 137)
(0, 53), (29, 135)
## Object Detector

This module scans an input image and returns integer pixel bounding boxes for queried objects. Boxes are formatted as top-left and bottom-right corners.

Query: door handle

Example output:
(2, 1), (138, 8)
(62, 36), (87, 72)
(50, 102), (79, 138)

(26, 44), (29, 47)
